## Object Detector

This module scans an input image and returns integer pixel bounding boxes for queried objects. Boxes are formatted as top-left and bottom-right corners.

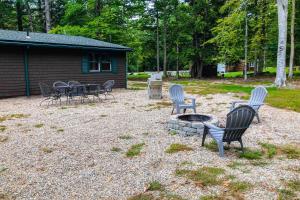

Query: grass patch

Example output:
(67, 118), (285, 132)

(111, 147), (122, 152)
(259, 142), (277, 158)
(100, 114), (108, 117)
(180, 161), (194, 166)
(165, 143), (193, 154)
(147, 181), (163, 191)
(0, 113), (30, 122)
(128, 193), (155, 200)
(41, 147), (53, 153)
(280, 144), (300, 159)
(169, 130), (177, 136)
(0, 166), (8, 173)
(0, 135), (8, 143)
(128, 73), (150, 81)
(126, 143), (145, 157)
(203, 140), (218, 152)
(34, 123), (44, 128)
(228, 181), (252, 192)
(227, 161), (245, 169)
(286, 180), (300, 192)
(239, 149), (263, 160)
(119, 135), (133, 140)
(278, 189), (296, 200)
(57, 128), (64, 132)
(175, 167), (225, 186)
(0, 125), (7, 132)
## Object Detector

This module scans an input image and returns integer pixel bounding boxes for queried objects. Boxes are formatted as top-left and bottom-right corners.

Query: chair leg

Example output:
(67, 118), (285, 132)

(238, 139), (244, 152)
(183, 108), (187, 113)
(201, 127), (208, 146)
(256, 112), (261, 123)
(193, 107), (196, 113)
(217, 141), (224, 157)
(171, 107), (174, 114)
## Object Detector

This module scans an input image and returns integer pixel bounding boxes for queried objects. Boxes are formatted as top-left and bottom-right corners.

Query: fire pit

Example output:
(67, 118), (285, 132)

(167, 114), (218, 137)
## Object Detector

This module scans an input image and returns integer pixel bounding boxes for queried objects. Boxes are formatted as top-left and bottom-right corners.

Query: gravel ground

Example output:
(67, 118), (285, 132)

(0, 85), (299, 200)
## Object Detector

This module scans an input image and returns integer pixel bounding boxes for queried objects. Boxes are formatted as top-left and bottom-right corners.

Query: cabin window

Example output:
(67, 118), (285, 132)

(100, 56), (112, 72)
(82, 53), (117, 74)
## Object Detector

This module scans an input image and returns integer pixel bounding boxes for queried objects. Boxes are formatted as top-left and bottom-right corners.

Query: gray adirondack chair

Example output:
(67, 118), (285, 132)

(169, 84), (196, 114)
(202, 105), (256, 157)
(230, 86), (268, 123)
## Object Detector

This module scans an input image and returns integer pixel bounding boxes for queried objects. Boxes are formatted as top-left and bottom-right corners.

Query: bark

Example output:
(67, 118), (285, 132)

(244, 12), (248, 80)
(156, 10), (160, 72)
(44, 0), (51, 33)
(26, 1), (33, 32)
(288, 0), (295, 79)
(163, 18), (167, 77)
(16, 0), (23, 31)
(176, 42), (179, 79)
(275, 0), (288, 87)
(37, 0), (45, 32)
(94, 0), (102, 16)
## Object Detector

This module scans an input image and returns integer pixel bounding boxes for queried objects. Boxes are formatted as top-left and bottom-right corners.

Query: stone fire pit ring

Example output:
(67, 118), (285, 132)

(167, 113), (219, 137)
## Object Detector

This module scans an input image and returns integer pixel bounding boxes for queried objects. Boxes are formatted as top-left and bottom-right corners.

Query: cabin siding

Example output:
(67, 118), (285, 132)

(0, 47), (26, 97)
(0, 46), (126, 98)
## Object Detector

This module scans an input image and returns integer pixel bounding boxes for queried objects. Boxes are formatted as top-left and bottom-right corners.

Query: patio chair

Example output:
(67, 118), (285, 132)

(68, 84), (89, 103)
(169, 84), (196, 114)
(202, 105), (256, 157)
(85, 84), (103, 102)
(39, 82), (61, 106)
(68, 80), (81, 86)
(230, 86), (268, 123)
(103, 80), (115, 99)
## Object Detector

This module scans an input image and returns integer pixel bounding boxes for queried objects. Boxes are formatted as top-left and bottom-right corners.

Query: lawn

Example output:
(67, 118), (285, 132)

(172, 80), (300, 112)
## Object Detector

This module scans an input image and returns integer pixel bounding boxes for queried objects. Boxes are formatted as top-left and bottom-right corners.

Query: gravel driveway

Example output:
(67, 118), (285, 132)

(0, 87), (299, 200)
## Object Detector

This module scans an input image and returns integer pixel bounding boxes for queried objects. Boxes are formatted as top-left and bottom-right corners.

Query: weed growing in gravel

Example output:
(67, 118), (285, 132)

(239, 149), (263, 160)
(278, 189), (296, 200)
(126, 143), (145, 157)
(0, 113), (29, 122)
(119, 135), (133, 140)
(16, 123), (23, 127)
(0, 135), (8, 143)
(175, 167), (225, 186)
(160, 192), (186, 200)
(128, 193), (155, 200)
(142, 132), (149, 136)
(227, 161), (245, 169)
(180, 161), (194, 166)
(168, 130), (177, 136)
(249, 160), (269, 166)
(41, 147), (53, 153)
(259, 142), (277, 158)
(57, 129), (64, 132)
(0, 125), (7, 132)
(280, 144), (300, 159)
(34, 123), (44, 128)
(100, 114), (108, 117)
(111, 147), (122, 152)
(286, 180), (300, 192)
(148, 181), (163, 191)
(228, 181), (252, 192)
(200, 195), (218, 200)
(0, 166), (8, 173)
(277, 179), (300, 200)
(165, 143), (193, 154)
(203, 140), (218, 152)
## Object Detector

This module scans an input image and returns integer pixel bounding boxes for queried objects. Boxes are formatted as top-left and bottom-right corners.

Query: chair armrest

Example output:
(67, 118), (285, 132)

(203, 122), (224, 131)
(230, 100), (248, 105)
(184, 95), (195, 100)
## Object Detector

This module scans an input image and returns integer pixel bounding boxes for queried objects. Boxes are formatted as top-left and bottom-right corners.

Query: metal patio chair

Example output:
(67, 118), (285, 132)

(85, 84), (103, 102)
(68, 84), (89, 103)
(230, 86), (268, 123)
(68, 80), (81, 86)
(202, 105), (256, 157)
(169, 84), (196, 114)
(39, 82), (61, 106)
(103, 80), (115, 99)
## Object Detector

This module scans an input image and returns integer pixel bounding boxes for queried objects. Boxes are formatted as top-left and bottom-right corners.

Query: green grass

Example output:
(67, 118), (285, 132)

(57, 128), (64, 132)
(126, 143), (145, 157)
(175, 167), (225, 186)
(278, 189), (296, 200)
(119, 135), (133, 140)
(172, 79), (300, 112)
(203, 140), (218, 152)
(280, 144), (300, 159)
(228, 181), (252, 192)
(127, 193), (155, 200)
(0, 135), (8, 143)
(128, 73), (150, 81)
(111, 147), (122, 152)
(227, 161), (245, 169)
(239, 149), (263, 160)
(259, 142), (277, 158)
(34, 123), (44, 128)
(0, 125), (7, 132)
(41, 147), (53, 153)
(0, 113), (30, 122)
(165, 143), (193, 154)
(148, 181), (163, 191)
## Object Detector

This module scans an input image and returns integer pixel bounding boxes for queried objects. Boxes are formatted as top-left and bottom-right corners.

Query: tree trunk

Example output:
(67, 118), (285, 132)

(44, 0), (51, 33)
(176, 42), (179, 79)
(156, 10), (160, 73)
(288, 0), (295, 79)
(275, 0), (288, 87)
(16, 0), (23, 31)
(163, 18), (167, 77)
(26, 1), (34, 31)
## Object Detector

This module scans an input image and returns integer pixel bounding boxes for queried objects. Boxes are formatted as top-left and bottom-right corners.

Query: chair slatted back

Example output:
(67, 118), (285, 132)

(103, 80), (115, 92)
(53, 81), (69, 95)
(68, 80), (81, 86)
(39, 82), (52, 97)
(223, 105), (256, 142)
(69, 85), (86, 97)
(169, 84), (185, 103)
(248, 86), (268, 110)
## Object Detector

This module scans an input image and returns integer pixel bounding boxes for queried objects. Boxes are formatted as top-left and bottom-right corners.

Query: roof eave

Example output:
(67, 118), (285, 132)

(0, 40), (133, 52)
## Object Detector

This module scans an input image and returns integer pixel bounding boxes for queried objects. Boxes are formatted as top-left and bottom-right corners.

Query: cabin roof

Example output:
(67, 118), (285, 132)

(0, 29), (132, 51)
